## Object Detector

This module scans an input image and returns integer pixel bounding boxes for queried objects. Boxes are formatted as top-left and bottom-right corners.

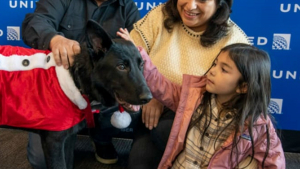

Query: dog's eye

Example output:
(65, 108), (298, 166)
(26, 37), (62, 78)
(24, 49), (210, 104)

(117, 64), (126, 70)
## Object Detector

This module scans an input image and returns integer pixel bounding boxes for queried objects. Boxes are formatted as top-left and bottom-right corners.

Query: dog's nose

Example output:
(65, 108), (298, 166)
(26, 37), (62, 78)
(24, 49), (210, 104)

(139, 93), (153, 104)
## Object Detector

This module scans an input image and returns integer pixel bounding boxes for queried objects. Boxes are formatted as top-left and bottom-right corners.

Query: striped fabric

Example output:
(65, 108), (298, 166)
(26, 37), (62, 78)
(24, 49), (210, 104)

(172, 96), (235, 169)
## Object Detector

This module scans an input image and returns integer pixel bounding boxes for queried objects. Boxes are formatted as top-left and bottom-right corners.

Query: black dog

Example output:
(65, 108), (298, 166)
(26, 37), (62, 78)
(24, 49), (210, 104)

(0, 20), (152, 169)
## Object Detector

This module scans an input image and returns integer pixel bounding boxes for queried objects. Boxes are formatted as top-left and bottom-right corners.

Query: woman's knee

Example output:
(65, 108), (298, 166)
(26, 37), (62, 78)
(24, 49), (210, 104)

(150, 108), (175, 151)
(128, 134), (162, 169)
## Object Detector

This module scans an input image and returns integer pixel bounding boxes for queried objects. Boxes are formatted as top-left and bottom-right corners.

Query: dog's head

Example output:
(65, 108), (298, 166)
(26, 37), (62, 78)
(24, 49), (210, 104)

(84, 20), (152, 107)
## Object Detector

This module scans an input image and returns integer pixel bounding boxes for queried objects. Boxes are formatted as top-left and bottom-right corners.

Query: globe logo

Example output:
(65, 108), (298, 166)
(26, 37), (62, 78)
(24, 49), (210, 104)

(7, 27), (20, 41)
(272, 34), (291, 50)
(268, 100), (280, 114)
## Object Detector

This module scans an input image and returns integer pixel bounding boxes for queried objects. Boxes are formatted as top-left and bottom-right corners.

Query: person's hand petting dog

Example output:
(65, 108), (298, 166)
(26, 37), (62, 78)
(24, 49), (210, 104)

(117, 28), (164, 130)
(50, 35), (81, 69)
(117, 28), (135, 45)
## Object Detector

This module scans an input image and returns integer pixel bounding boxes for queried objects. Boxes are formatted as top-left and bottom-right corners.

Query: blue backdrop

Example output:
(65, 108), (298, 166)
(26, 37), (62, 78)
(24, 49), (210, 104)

(0, 0), (299, 131)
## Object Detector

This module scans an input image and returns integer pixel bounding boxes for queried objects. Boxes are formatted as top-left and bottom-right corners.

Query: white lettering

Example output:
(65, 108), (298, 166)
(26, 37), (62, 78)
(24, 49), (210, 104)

(146, 3), (156, 10)
(0, 30), (3, 37)
(257, 37), (268, 45)
(9, 0), (17, 8)
(247, 36), (267, 46)
(295, 4), (300, 12)
(135, 2), (163, 10)
(135, 2), (144, 10)
(273, 70), (283, 79)
(273, 70), (299, 80)
(9, 0), (36, 9)
(280, 4), (300, 13)
(20, 1), (27, 8)
(248, 37), (254, 45)
(286, 71), (297, 79)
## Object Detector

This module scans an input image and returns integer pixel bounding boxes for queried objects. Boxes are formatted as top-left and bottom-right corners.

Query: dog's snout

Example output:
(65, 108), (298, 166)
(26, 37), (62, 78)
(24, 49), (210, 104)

(139, 93), (153, 104)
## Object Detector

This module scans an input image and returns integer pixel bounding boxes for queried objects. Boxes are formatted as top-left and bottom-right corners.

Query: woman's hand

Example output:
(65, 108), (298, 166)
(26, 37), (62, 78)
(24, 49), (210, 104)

(49, 35), (81, 69)
(142, 98), (164, 130)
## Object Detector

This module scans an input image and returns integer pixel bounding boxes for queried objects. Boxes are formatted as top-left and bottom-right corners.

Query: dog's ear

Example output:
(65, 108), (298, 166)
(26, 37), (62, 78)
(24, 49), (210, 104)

(86, 20), (113, 54)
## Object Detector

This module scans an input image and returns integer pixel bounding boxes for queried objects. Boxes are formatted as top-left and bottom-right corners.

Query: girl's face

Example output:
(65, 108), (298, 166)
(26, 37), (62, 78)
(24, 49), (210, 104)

(177, 0), (218, 32)
(206, 51), (243, 103)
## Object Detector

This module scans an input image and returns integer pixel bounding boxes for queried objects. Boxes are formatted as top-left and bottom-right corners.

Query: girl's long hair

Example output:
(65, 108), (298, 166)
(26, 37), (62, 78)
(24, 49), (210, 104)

(162, 0), (232, 47)
(188, 43), (272, 168)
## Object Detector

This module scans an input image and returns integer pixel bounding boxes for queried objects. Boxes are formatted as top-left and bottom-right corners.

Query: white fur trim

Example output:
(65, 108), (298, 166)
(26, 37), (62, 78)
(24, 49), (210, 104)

(55, 64), (87, 110)
(0, 52), (87, 110)
(0, 52), (55, 71)
(111, 111), (132, 129)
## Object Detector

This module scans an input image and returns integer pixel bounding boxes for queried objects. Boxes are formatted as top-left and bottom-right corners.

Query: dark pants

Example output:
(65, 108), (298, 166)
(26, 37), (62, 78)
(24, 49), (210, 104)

(128, 107), (175, 169)
(27, 105), (141, 169)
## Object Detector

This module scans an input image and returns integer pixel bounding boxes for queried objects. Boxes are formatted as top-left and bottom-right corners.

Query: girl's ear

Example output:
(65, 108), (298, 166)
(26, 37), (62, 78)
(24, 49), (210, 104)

(236, 83), (248, 94)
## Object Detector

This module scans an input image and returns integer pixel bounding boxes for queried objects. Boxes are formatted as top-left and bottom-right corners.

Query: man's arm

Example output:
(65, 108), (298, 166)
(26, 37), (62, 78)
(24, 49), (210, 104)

(124, 0), (140, 31)
(22, 0), (70, 50)
(22, 0), (80, 68)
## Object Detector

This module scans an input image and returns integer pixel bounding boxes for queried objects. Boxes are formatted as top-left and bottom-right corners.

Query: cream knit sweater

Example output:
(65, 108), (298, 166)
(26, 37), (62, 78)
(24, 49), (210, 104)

(131, 4), (250, 85)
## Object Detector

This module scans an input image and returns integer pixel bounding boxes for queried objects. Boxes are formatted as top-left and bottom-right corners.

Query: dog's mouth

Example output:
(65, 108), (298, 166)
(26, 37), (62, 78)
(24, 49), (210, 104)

(114, 92), (139, 109)
(114, 92), (127, 105)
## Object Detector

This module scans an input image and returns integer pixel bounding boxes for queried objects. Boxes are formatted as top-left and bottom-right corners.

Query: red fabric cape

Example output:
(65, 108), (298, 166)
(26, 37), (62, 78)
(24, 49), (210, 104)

(0, 45), (93, 131)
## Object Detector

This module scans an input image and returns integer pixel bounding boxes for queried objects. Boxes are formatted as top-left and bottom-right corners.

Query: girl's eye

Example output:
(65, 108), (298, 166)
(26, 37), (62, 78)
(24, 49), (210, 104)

(222, 68), (228, 73)
(117, 64), (126, 70)
(198, 0), (207, 2)
(212, 62), (216, 67)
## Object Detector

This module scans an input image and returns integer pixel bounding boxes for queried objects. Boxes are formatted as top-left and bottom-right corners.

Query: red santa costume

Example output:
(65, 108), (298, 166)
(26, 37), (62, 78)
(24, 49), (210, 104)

(0, 45), (93, 131)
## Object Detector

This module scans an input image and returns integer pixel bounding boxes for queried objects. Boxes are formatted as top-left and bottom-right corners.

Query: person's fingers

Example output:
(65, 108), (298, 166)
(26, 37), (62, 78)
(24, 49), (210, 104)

(52, 48), (61, 66)
(146, 108), (152, 129)
(148, 110), (155, 130)
(117, 32), (129, 41)
(70, 43), (81, 66)
(119, 28), (126, 33)
(60, 48), (69, 69)
(116, 32), (125, 38)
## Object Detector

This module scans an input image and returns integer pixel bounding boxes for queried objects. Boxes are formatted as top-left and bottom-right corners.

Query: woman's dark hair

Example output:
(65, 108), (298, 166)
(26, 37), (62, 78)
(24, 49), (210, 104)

(188, 43), (272, 168)
(162, 0), (233, 47)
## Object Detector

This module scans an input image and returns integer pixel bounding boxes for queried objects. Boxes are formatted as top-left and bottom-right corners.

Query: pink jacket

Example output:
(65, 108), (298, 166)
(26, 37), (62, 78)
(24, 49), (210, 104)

(139, 47), (285, 169)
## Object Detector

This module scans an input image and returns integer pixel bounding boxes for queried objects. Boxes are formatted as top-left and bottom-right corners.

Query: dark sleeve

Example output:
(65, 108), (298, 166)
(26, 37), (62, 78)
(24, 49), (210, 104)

(124, 0), (140, 31)
(21, 0), (71, 49)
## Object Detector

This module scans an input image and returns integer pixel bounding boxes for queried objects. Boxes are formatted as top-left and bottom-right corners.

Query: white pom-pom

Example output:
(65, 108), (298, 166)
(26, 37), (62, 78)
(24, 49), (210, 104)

(110, 110), (132, 129)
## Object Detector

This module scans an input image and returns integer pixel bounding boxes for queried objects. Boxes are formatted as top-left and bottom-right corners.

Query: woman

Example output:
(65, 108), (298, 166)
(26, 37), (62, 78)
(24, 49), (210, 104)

(126, 0), (250, 168)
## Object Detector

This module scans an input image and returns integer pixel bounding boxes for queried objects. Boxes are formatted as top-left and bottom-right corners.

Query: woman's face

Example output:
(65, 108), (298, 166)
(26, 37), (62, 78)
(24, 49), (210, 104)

(177, 0), (218, 32)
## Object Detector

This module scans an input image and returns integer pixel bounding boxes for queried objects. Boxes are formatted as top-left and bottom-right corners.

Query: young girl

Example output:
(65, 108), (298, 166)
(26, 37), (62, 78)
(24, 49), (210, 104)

(137, 43), (285, 169)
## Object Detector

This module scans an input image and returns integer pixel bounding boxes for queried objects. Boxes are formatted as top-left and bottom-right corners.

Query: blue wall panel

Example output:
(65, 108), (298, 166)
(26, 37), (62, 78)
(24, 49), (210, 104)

(0, 0), (299, 131)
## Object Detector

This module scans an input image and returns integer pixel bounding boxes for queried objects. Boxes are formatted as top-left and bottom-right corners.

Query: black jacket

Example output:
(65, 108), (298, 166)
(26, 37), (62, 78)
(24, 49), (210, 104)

(22, 0), (140, 49)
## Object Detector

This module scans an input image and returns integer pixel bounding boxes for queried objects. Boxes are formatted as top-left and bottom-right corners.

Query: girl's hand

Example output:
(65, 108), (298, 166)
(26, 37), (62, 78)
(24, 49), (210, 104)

(116, 28), (135, 44)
